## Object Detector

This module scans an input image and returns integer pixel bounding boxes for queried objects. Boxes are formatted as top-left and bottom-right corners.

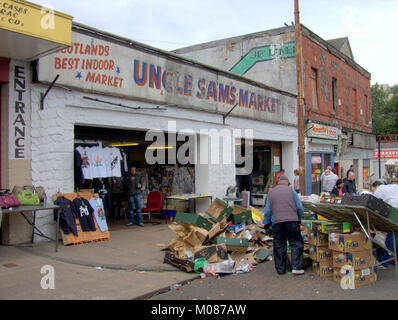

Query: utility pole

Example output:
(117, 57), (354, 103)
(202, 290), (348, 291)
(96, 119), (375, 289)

(294, 0), (306, 195)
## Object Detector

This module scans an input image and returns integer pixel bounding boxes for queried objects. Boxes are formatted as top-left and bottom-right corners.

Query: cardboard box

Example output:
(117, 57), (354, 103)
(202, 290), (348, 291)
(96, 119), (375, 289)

(332, 250), (377, 270)
(174, 212), (214, 231)
(333, 267), (377, 287)
(164, 251), (195, 273)
(308, 230), (329, 247)
(230, 205), (252, 224)
(328, 232), (369, 253)
(213, 236), (249, 252)
(312, 260), (334, 278)
(205, 198), (232, 222)
(193, 244), (228, 263)
(312, 221), (351, 234)
(230, 251), (258, 266)
(206, 218), (229, 243)
(309, 245), (333, 262)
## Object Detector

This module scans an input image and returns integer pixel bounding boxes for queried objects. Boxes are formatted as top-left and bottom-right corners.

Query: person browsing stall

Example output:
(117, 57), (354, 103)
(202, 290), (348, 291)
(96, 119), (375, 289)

(263, 175), (304, 276)
(125, 166), (144, 227)
(343, 171), (357, 194)
(371, 181), (398, 268)
(331, 179), (344, 197)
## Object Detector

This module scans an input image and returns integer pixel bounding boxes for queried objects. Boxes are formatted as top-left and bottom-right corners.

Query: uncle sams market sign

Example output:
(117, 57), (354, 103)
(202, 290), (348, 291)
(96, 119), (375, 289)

(38, 31), (297, 125)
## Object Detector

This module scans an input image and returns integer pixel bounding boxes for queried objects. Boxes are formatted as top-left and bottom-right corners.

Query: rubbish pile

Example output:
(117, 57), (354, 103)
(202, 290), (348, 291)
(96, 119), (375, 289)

(163, 198), (273, 276)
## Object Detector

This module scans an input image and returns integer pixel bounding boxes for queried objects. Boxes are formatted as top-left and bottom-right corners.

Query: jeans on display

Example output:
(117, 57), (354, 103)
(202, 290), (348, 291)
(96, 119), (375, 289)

(127, 194), (143, 225)
(272, 221), (304, 274)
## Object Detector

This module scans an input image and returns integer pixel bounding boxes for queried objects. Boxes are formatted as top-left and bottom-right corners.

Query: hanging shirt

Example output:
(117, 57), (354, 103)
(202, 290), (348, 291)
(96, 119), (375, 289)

(105, 147), (122, 177)
(54, 196), (78, 236)
(76, 146), (93, 180)
(90, 146), (109, 178)
(72, 197), (96, 232)
(89, 197), (109, 232)
(74, 149), (84, 186)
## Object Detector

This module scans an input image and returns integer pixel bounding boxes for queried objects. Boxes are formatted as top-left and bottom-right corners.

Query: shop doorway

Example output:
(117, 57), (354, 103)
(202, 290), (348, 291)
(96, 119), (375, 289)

(73, 125), (196, 229)
(235, 139), (272, 208)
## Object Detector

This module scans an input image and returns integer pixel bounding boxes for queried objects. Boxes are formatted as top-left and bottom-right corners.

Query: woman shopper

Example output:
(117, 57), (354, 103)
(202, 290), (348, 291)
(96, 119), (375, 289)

(331, 179), (344, 197)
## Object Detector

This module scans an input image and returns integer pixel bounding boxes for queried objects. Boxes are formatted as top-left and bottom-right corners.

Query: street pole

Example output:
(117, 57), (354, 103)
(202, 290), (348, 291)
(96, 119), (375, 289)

(295, 0), (306, 195)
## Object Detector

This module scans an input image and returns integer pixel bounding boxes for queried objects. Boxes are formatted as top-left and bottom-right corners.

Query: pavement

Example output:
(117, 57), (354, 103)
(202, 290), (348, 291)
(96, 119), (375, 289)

(0, 220), (199, 300)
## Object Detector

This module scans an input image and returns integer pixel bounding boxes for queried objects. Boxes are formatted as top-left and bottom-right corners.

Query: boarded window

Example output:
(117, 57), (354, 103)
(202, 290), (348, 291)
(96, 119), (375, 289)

(311, 68), (319, 109)
(332, 78), (337, 112)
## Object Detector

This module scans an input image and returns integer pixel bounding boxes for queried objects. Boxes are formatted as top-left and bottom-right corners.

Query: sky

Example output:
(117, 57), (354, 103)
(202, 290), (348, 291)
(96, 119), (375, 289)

(35, 0), (398, 86)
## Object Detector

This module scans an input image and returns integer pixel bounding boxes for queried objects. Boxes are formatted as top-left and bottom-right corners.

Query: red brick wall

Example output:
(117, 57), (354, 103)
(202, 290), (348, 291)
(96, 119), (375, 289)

(302, 35), (372, 133)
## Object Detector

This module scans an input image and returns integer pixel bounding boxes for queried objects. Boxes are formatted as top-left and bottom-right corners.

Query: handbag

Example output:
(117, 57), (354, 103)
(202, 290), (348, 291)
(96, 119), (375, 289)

(0, 189), (21, 209)
(16, 189), (40, 205)
(35, 186), (47, 203)
(13, 185), (46, 203)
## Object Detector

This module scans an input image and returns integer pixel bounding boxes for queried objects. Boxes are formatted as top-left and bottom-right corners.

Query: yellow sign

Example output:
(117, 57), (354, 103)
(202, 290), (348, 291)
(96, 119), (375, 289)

(0, 0), (72, 45)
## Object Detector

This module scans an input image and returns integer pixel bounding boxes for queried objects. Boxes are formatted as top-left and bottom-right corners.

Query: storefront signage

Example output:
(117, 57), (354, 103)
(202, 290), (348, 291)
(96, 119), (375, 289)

(307, 123), (338, 140)
(374, 150), (398, 159)
(38, 32), (297, 125)
(0, 0), (72, 46)
(9, 60), (31, 160)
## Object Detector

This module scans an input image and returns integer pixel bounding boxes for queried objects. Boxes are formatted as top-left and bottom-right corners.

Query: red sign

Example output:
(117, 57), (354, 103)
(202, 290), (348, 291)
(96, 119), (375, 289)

(374, 150), (398, 159)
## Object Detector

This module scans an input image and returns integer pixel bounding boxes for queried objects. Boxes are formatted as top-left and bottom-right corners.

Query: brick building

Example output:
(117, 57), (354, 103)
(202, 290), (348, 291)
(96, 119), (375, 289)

(173, 24), (376, 194)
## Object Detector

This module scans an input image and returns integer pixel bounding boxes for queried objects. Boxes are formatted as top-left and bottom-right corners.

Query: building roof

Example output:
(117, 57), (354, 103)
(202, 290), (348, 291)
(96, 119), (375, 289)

(327, 37), (354, 60)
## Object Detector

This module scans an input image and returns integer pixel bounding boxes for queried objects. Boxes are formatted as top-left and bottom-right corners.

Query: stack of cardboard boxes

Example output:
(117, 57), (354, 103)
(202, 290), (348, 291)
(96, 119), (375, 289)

(163, 198), (273, 274)
(329, 232), (377, 287)
(304, 220), (377, 287)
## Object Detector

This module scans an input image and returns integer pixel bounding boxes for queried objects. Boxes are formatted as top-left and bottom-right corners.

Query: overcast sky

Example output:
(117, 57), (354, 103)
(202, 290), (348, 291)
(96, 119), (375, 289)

(35, 0), (397, 86)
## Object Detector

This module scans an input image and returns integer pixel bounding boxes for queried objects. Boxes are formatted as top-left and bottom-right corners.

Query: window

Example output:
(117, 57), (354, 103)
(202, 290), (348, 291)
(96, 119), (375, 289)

(311, 68), (319, 109)
(352, 88), (357, 119)
(332, 78), (337, 112)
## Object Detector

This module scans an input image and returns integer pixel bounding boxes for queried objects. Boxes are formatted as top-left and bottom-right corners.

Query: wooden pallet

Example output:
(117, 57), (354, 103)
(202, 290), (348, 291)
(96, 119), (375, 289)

(55, 192), (111, 246)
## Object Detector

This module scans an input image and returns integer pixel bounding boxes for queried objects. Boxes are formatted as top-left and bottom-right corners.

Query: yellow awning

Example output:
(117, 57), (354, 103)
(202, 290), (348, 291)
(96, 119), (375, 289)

(0, 0), (73, 60)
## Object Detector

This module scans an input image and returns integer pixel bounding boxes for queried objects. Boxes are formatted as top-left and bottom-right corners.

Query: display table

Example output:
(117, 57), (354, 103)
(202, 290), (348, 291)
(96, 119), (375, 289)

(2, 203), (61, 252)
(165, 194), (213, 223)
(302, 201), (398, 283)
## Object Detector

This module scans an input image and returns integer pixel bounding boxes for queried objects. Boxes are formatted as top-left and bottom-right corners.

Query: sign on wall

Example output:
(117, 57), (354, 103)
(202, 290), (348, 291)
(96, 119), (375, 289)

(374, 150), (398, 159)
(38, 31), (297, 125)
(9, 60), (31, 160)
(307, 123), (338, 140)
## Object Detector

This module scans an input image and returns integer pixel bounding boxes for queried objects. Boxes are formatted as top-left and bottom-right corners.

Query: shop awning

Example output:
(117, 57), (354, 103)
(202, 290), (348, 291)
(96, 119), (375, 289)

(0, 0), (72, 61)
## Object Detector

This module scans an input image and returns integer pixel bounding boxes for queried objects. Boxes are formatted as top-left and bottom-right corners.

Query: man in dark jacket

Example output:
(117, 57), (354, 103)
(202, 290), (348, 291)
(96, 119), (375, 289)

(263, 176), (304, 275)
(124, 166), (144, 227)
(343, 171), (357, 194)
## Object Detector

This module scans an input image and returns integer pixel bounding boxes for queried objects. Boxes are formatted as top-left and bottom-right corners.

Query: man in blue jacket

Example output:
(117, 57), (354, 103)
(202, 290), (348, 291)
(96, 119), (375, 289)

(263, 175), (304, 275)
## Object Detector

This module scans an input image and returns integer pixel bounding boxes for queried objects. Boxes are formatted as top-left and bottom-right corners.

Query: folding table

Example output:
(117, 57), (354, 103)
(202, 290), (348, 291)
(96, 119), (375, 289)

(1, 203), (61, 252)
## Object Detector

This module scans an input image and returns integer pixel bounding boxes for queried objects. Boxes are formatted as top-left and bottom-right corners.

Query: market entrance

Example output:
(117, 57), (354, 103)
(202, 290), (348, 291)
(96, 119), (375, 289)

(235, 139), (274, 208)
(73, 125), (196, 230)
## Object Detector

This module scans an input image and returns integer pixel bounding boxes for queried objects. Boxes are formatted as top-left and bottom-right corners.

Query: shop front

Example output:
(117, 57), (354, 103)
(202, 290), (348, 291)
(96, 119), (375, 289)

(2, 21), (298, 244)
(305, 123), (338, 195)
(0, 0), (72, 244)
